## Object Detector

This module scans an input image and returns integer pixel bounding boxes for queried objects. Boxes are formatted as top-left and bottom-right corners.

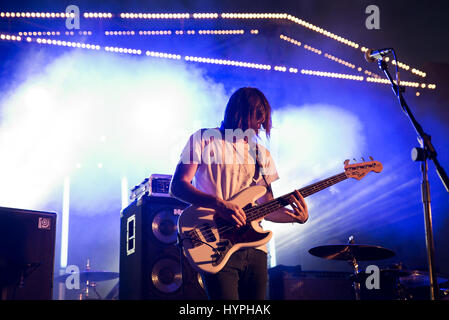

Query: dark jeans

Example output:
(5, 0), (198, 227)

(201, 248), (268, 300)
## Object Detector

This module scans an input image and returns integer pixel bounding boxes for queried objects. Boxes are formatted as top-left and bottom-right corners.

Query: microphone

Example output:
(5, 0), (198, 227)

(364, 48), (393, 63)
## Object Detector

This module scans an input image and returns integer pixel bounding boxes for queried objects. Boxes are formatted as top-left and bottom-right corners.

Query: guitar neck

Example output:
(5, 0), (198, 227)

(245, 172), (348, 222)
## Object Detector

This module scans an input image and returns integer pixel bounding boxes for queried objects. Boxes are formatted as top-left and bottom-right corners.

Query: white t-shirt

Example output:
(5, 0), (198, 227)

(179, 128), (279, 252)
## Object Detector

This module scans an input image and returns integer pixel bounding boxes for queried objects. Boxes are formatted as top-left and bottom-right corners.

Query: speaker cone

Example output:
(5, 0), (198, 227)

(150, 257), (182, 294)
(151, 209), (178, 244)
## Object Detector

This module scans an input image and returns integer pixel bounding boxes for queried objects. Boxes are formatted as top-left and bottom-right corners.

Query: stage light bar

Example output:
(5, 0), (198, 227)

(364, 70), (380, 78)
(280, 34), (301, 47)
(324, 53), (355, 69)
(301, 69), (364, 81)
(286, 14), (359, 49)
(83, 12), (113, 18)
(366, 77), (435, 90)
(19, 31), (61, 36)
(185, 56), (271, 70)
(35, 37), (101, 50)
(303, 44), (322, 55)
(274, 66), (287, 72)
(198, 29), (244, 35)
(411, 68), (426, 78)
(221, 13), (287, 19)
(120, 13), (190, 19)
(281, 34), (358, 72)
(146, 51), (181, 59)
(175, 30), (195, 35)
(391, 59), (410, 71)
(193, 13), (219, 19)
(106, 30), (138, 36)
(0, 12), (75, 18)
(0, 33), (22, 41)
(105, 46), (142, 55)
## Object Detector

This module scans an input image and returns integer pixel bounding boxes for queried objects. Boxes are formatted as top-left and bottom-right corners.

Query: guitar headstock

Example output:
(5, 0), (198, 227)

(344, 157), (383, 180)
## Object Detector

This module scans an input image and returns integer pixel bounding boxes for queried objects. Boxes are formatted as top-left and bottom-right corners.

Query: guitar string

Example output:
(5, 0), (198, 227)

(194, 173), (348, 236)
(194, 163), (377, 235)
(194, 173), (347, 236)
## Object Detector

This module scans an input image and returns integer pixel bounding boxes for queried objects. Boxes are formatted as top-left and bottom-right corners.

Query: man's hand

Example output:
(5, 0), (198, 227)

(216, 199), (246, 227)
(285, 190), (308, 223)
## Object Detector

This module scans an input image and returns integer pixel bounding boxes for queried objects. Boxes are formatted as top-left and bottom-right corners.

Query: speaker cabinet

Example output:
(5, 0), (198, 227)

(119, 195), (207, 300)
(0, 206), (57, 300)
(269, 265), (354, 300)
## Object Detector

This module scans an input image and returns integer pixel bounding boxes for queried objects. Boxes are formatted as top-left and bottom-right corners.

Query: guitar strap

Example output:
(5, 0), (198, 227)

(254, 143), (274, 197)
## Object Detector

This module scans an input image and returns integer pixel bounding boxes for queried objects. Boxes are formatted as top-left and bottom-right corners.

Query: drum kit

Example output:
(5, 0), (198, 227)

(308, 236), (449, 300)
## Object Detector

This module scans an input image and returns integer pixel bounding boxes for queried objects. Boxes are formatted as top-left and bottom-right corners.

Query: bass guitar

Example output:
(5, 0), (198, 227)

(178, 159), (383, 274)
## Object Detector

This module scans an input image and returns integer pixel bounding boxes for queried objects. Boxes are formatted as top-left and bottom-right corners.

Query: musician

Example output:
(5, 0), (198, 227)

(170, 87), (308, 300)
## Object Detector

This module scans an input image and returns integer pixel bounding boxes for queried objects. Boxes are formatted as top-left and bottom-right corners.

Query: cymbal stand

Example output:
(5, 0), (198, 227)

(79, 280), (102, 300)
(78, 259), (102, 300)
(348, 236), (361, 300)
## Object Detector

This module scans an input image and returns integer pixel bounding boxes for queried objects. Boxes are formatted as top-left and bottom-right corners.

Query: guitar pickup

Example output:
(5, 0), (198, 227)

(199, 223), (217, 242)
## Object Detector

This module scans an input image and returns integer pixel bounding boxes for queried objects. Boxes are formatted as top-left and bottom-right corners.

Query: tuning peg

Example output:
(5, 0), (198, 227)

(369, 156), (374, 161)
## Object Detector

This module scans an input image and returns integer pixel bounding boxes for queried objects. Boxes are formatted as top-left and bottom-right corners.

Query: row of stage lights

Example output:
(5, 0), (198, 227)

(0, 12), (75, 18)
(35, 37), (101, 50)
(18, 31), (93, 36)
(83, 12), (113, 18)
(324, 53), (355, 69)
(120, 13), (189, 19)
(185, 56), (271, 70)
(281, 34), (379, 78)
(4, 32), (436, 90)
(118, 11), (428, 78)
(1, 11), (359, 53)
(0, 11), (429, 78)
(104, 29), (249, 36)
(301, 69), (364, 81)
(0, 33), (21, 41)
(366, 77), (436, 89)
(16, 29), (256, 37)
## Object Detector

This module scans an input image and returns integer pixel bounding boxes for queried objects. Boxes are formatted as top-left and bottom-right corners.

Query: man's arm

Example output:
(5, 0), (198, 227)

(169, 162), (247, 227)
(257, 187), (308, 224)
(170, 162), (218, 209)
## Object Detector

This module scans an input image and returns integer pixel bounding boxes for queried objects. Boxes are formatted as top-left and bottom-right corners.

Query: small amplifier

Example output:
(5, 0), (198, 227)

(130, 174), (172, 201)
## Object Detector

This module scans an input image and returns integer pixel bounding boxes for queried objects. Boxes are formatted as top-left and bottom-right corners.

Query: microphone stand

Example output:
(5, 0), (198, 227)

(376, 58), (449, 300)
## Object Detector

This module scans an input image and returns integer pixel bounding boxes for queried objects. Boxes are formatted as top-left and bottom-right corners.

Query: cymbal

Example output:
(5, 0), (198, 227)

(400, 270), (449, 288)
(308, 244), (395, 261)
(55, 270), (119, 283)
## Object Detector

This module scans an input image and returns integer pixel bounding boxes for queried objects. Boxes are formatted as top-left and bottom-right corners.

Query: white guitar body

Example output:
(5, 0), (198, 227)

(178, 185), (271, 274)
